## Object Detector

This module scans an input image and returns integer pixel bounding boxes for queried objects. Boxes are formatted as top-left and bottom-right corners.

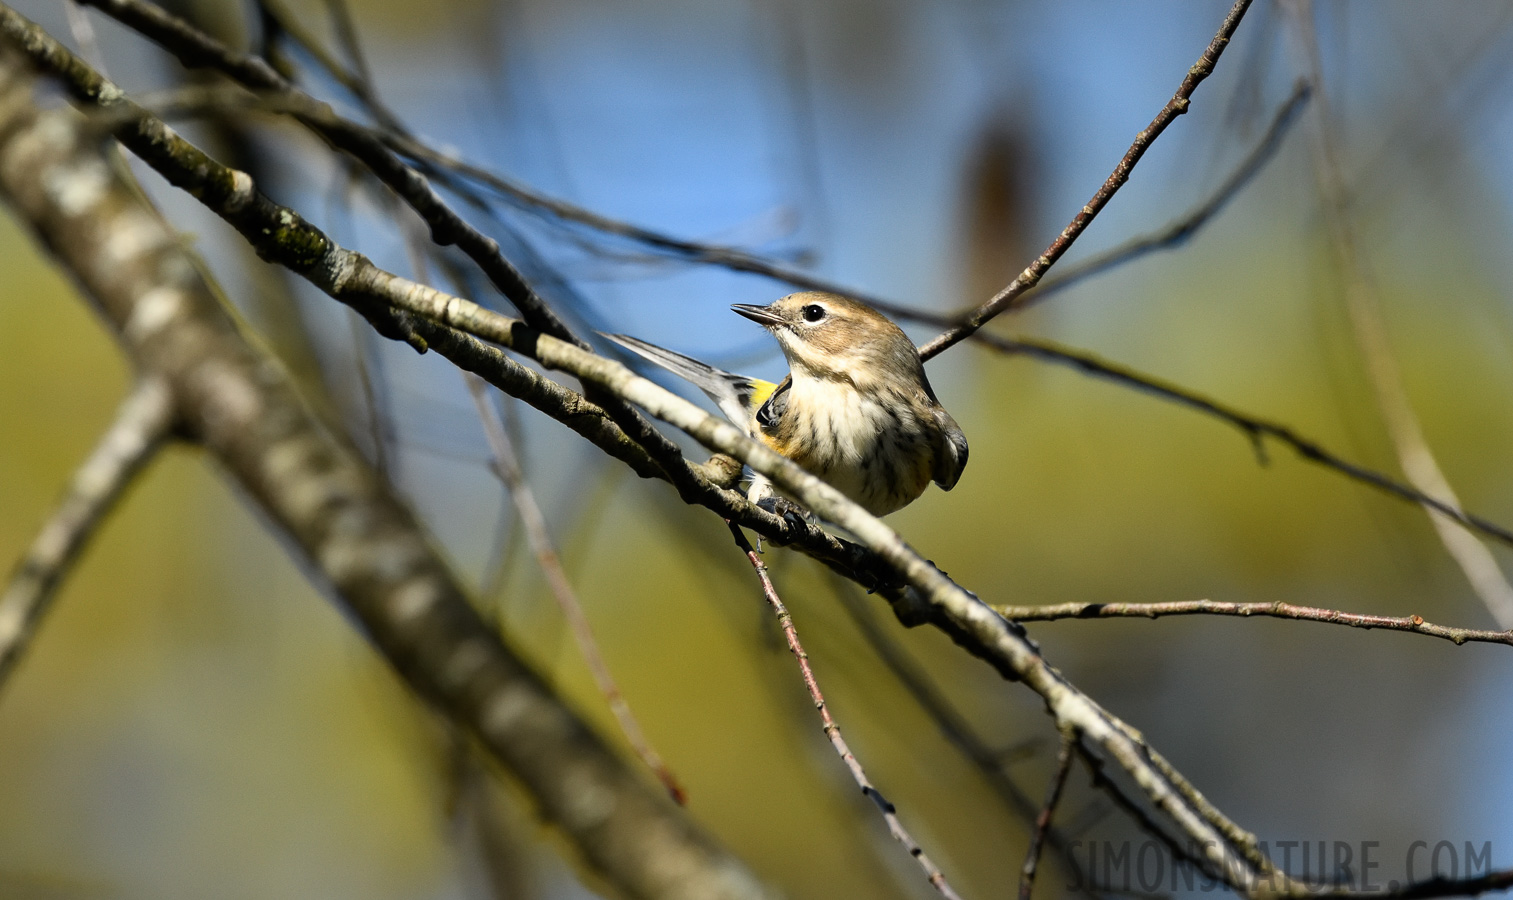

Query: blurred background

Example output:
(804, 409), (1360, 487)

(3, 0), (1513, 897)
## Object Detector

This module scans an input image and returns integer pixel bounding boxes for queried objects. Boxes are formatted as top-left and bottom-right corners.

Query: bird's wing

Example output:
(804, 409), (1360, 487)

(601, 333), (775, 429)
(918, 371), (968, 490)
(930, 404), (969, 490)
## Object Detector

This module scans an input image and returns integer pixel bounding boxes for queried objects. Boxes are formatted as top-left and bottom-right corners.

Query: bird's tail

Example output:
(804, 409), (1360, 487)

(600, 333), (773, 428)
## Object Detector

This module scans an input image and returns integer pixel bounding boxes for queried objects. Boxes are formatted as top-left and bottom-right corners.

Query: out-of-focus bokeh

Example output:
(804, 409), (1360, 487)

(3, 1), (1513, 897)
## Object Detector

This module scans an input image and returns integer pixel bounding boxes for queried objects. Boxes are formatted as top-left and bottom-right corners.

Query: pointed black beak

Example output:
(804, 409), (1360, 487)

(732, 303), (785, 327)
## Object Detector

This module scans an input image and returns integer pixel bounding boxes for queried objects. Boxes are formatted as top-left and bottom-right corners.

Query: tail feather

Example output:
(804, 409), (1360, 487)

(600, 333), (769, 428)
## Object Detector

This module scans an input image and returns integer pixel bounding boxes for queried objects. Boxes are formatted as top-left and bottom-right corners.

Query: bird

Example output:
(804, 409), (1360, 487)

(604, 291), (967, 518)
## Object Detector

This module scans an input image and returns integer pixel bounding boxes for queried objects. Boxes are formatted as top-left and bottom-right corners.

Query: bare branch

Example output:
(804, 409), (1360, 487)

(827, 574), (1104, 900)
(1287, 6), (1513, 629)
(1019, 733), (1075, 900)
(728, 524), (963, 900)
(0, 46), (772, 900)
(995, 598), (1513, 647)
(918, 0), (1255, 361)
(1020, 80), (1311, 308)
(981, 333), (1513, 550)
(466, 374), (686, 805)
(0, 378), (173, 691)
(0, 14), (1423, 897)
(79, 0), (583, 348)
(0, 29), (1265, 888)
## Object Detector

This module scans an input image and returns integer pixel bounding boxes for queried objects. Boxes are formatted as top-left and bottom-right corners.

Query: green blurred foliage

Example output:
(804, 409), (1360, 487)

(4, 2), (1513, 899)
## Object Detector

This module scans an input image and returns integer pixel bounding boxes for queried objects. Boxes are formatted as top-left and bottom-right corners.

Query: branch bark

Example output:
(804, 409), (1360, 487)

(0, 16), (1280, 891)
(0, 377), (173, 690)
(993, 598), (1513, 647)
(0, 47), (772, 900)
(918, 0), (1255, 360)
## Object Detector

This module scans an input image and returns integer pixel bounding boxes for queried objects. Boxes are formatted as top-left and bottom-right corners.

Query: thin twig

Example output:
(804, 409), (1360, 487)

(81, 0), (584, 348)
(0, 20), (1288, 893)
(827, 573), (1107, 899)
(1287, 6), (1513, 629)
(0, 53), (766, 897)
(0, 378), (174, 690)
(1021, 80), (1311, 308)
(62, 0), (107, 76)
(919, 0), (1254, 361)
(467, 374), (686, 805)
(85, 0), (1288, 358)
(1020, 732), (1075, 900)
(387, 75), (1305, 340)
(982, 333), (1513, 550)
(728, 523), (963, 900)
(996, 598), (1513, 647)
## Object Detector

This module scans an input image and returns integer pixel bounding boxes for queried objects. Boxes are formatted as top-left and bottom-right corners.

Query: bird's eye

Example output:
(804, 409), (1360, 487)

(801, 304), (826, 323)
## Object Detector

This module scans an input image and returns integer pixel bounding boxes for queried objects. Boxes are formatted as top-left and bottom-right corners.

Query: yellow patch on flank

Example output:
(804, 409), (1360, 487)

(748, 379), (779, 411)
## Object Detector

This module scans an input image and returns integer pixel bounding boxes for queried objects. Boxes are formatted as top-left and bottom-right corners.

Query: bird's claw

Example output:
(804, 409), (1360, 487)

(757, 496), (814, 538)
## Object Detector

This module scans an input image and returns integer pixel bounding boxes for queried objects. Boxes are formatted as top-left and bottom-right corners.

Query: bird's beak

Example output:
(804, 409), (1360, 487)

(731, 303), (786, 327)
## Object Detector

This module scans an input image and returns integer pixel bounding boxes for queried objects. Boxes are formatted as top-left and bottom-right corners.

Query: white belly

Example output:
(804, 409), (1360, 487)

(785, 379), (934, 516)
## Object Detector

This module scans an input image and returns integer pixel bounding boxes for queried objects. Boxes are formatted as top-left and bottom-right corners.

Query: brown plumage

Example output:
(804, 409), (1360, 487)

(608, 292), (967, 517)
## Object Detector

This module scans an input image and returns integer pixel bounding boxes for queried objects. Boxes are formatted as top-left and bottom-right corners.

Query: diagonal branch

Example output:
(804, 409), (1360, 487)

(1288, 6), (1513, 629)
(1019, 80), (1311, 308)
(78, 0), (583, 348)
(0, 47), (772, 900)
(0, 377), (174, 691)
(729, 524), (963, 900)
(980, 332), (1513, 549)
(918, 0), (1255, 360)
(0, 24), (1270, 890)
(465, 374), (687, 805)
(1019, 732), (1075, 900)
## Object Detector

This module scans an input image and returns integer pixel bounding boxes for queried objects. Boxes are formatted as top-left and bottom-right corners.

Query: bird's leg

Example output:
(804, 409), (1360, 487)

(756, 495), (816, 534)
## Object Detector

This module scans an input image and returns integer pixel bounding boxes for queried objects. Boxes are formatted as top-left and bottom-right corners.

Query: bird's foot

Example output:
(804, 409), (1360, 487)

(757, 496), (815, 543)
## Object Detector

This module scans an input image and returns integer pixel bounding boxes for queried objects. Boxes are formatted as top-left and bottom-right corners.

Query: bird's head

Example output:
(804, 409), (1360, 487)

(731, 292), (921, 388)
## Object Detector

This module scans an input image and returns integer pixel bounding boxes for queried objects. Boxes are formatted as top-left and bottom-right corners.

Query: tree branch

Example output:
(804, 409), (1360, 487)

(980, 333), (1513, 550)
(994, 598), (1513, 648)
(1019, 732), (1075, 900)
(0, 377), (173, 691)
(0, 47), (772, 900)
(918, 0), (1254, 361)
(78, 0), (584, 348)
(729, 524), (962, 900)
(466, 374), (686, 805)
(0, 20), (1285, 890)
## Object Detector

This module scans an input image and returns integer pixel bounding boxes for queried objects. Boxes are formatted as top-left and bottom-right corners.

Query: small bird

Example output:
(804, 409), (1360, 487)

(606, 291), (967, 517)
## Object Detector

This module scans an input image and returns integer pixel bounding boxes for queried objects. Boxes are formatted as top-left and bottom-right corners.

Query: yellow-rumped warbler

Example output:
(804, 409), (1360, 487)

(607, 291), (968, 517)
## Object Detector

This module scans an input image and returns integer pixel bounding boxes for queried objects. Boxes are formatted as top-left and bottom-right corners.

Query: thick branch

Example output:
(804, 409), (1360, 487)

(0, 4), (904, 601)
(0, 48), (771, 900)
(77, 0), (583, 347)
(0, 378), (173, 689)
(0, 26), (1271, 892)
